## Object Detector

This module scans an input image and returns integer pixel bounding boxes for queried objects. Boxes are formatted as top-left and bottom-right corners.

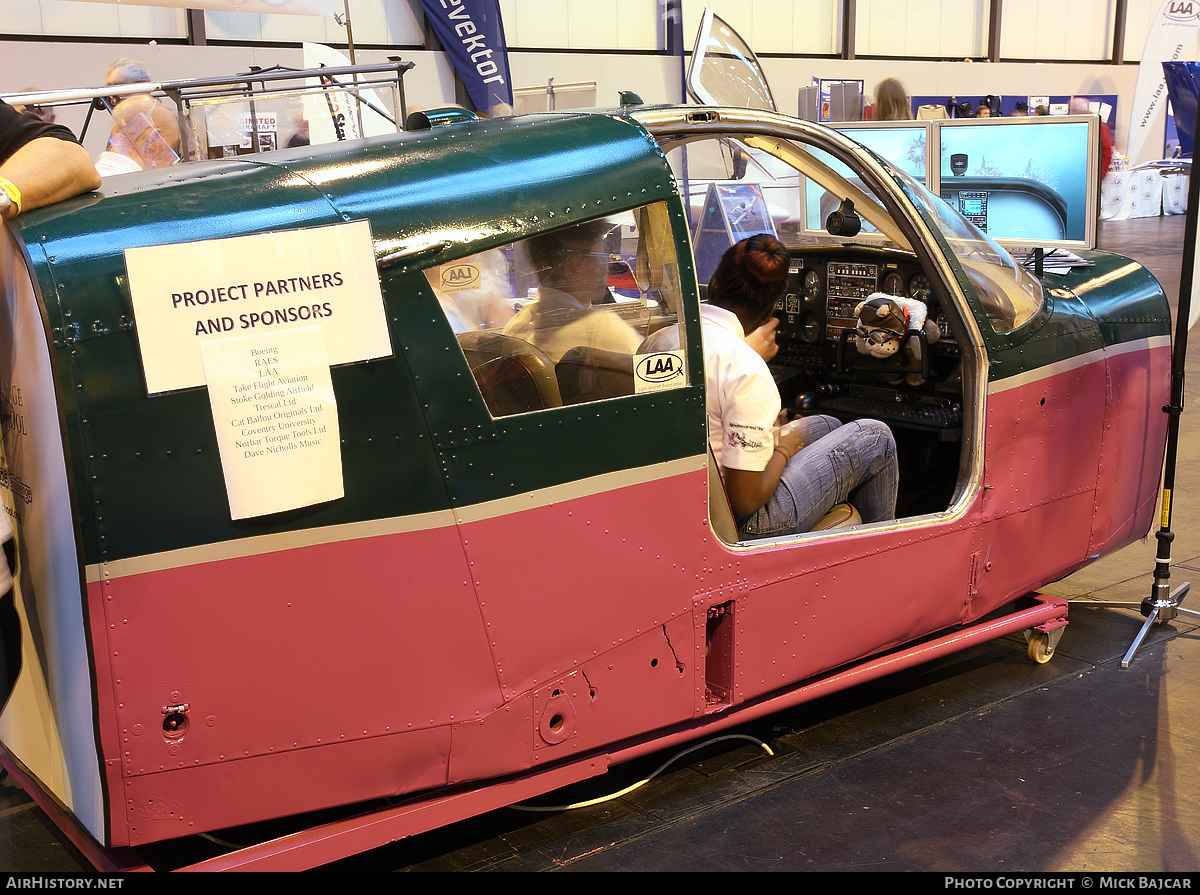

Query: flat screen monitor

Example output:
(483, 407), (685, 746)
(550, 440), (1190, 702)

(932, 116), (1098, 249)
(835, 122), (931, 184)
(801, 122), (932, 237)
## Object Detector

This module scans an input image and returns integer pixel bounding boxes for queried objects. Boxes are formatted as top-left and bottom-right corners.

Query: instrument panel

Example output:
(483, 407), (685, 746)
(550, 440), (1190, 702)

(772, 247), (963, 432)
(774, 248), (957, 369)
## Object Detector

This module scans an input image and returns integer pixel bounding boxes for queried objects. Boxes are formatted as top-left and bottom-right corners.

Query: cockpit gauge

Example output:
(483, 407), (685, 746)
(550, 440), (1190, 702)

(882, 272), (905, 296)
(909, 273), (931, 302)
(803, 269), (821, 297)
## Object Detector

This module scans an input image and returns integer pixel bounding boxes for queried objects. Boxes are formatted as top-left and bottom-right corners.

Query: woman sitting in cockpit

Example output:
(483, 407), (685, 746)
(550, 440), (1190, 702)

(695, 235), (899, 537)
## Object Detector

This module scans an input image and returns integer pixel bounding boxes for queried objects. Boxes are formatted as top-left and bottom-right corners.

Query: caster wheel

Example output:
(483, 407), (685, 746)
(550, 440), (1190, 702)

(1027, 631), (1054, 664)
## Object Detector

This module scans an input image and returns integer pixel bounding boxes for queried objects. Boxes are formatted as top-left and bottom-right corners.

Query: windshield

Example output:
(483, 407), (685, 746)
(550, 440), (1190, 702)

(897, 169), (1044, 332)
(664, 134), (913, 287)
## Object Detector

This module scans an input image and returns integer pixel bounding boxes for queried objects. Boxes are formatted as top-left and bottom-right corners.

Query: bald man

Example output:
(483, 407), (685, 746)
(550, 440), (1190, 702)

(104, 57), (182, 169)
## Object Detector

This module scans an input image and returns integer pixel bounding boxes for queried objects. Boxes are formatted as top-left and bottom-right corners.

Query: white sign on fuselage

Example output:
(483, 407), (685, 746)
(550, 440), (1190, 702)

(202, 327), (343, 519)
(124, 220), (391, 394)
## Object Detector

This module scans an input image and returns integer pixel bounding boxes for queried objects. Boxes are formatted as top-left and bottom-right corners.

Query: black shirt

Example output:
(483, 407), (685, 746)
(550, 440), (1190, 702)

(0, 100), (80, 165)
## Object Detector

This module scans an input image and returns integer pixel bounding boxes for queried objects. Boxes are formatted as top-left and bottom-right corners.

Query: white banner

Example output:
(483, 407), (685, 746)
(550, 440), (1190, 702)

(1126, 0), (1200, 166)
(302, 43), (397, 145)
(67, 0), (337, 15)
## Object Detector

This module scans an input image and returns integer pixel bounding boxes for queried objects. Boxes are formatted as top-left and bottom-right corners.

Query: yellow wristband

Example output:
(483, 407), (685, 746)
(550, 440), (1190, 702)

(0, 177), (23, 217)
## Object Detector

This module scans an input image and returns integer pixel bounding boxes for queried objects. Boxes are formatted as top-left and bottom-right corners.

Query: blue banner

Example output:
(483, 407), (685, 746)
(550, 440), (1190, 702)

(420, 0), (513, 113)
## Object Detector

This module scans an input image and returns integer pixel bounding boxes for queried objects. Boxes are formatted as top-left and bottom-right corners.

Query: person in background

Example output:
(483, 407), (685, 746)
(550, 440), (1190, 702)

(12, 89), (55, 124)
(285, 109), (311, 148)
(874, 78), (913, 121)
(974, 104), (992, 118)
(503, 218), (642, 363)
(1069, 96), (1114, 181)
(102, 57), (181, 170)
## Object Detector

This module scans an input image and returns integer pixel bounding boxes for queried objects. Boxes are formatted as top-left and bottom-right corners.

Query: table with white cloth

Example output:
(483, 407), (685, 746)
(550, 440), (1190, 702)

(1102, 169), (1189, 219)
(1162, 171), (1189, 214)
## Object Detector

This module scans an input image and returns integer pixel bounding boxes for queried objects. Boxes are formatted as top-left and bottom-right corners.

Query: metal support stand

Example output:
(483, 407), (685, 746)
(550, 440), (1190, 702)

(1121, 93), (1200, 668)
(1120, 583), (1198, 667)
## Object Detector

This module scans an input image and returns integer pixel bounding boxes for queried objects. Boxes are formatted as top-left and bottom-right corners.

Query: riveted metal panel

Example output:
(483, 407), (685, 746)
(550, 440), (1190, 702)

(11, 113), (681, 564)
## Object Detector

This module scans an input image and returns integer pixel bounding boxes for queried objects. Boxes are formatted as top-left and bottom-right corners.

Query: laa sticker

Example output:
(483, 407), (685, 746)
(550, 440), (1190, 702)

(633, 350), (686, 395)
(439, 262), (481, 292)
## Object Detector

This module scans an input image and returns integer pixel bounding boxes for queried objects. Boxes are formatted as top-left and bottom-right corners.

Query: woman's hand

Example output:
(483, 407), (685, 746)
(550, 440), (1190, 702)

(744, 318), (780, 363)
(774, 427), (804, 462)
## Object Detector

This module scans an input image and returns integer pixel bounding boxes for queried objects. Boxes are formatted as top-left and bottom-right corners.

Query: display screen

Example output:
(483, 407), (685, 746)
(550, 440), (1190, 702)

(718, 183), (774, 240)
(836, 124), (930, 183)
(935, 118), (1094, 245)
(961, 197), (984, 216)
(805, 123), (931, 235)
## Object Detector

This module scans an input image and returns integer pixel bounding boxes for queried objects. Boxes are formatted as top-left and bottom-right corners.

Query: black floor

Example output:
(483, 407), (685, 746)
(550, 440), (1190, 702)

(3, 214), (1197, 872)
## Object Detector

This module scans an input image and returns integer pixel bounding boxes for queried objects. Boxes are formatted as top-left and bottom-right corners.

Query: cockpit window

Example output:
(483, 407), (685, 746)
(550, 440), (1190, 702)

(425, 202), (688, 418)
(898, 170), (1044, 332)
(665, 134), (913, 287)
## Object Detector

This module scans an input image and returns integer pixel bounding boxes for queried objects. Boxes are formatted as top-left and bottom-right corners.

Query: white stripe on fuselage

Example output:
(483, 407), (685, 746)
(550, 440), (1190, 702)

(987, 335), (1170, 395)
(86, 337), (1169, 583)
(86, 455), (707, 582)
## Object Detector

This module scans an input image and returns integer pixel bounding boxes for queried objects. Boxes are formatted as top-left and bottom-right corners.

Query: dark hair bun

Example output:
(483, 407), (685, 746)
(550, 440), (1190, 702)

(708, 233), (790, 319)
(735, 234), (789, 288)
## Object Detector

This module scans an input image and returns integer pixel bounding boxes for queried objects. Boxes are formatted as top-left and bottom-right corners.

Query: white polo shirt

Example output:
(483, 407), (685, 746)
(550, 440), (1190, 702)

(699, 305), (780, 472)
(642, 304), (780, 472)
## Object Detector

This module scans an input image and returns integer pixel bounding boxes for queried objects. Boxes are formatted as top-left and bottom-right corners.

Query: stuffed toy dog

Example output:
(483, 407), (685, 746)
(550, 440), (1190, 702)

(854, 293), (940, 385)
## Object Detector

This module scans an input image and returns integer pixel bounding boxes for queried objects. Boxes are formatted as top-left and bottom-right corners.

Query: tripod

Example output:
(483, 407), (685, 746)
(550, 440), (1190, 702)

(1117, 103), (1200, 667)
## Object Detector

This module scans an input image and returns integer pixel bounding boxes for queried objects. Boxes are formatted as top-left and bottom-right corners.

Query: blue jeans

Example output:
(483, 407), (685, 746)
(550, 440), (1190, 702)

(737, 415), (898, 538)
